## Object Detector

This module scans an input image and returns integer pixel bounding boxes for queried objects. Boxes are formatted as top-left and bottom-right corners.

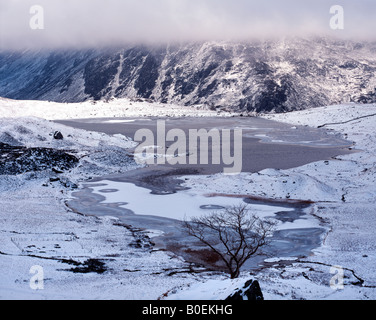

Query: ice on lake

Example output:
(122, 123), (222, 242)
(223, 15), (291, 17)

(85, 180), (319, 230)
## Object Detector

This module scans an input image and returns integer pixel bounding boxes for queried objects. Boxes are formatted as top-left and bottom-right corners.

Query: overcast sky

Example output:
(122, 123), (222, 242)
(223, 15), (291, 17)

(1, 0), (375, 50)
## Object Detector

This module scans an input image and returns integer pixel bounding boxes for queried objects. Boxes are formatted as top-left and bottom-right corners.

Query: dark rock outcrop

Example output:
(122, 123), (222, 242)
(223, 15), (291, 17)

(0, 142), (78, 175)
(225, 280), (264, 301)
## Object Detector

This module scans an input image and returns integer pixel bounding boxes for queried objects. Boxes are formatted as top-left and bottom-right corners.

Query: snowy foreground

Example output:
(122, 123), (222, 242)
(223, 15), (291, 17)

(1, 99), (376, 300)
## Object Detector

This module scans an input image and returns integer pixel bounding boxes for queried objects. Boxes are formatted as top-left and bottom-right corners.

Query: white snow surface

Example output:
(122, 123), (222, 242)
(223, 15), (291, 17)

(0, 97), (237, 120)
(1, 100), (376, 300)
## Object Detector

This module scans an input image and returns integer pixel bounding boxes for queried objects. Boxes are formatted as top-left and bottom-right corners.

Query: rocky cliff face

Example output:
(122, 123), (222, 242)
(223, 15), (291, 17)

(1, 37), (376, 113)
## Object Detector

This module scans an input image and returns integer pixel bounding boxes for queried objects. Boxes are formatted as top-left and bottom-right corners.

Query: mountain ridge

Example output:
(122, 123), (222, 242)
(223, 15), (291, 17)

(1, 37), (376, 113)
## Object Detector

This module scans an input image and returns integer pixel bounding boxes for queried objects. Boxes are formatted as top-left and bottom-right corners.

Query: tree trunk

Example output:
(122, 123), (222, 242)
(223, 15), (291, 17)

(230, 268), (240, 279)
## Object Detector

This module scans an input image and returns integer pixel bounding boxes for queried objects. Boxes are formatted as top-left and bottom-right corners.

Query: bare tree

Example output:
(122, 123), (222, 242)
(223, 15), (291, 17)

(182, 204), (277, 279)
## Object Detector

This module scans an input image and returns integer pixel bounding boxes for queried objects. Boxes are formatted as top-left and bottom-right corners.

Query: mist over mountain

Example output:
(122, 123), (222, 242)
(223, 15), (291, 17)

(1, 37), (376, 113)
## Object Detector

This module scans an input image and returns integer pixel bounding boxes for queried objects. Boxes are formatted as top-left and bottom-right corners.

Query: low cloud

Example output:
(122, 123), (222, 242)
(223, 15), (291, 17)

(1, 0), (375, 50)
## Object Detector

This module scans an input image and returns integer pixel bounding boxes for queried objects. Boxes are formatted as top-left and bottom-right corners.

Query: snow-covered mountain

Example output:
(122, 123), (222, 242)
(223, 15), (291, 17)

(1, 37), (376, 113)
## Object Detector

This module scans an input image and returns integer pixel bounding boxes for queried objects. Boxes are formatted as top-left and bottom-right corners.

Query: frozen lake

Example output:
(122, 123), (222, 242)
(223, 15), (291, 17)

(62, 116), (350, 270)
(69, 175), (324, 271)
(58, 116), (353, 174)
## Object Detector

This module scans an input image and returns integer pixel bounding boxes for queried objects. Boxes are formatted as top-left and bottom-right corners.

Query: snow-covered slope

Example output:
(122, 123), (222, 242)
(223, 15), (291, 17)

(0, 97), (235, 119)
(1, 38), (376, 113)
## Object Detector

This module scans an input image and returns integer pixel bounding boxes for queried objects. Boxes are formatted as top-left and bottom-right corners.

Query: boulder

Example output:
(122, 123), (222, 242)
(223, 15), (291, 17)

(225, 280), (264, 301)
(53, 131), (64, 140)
